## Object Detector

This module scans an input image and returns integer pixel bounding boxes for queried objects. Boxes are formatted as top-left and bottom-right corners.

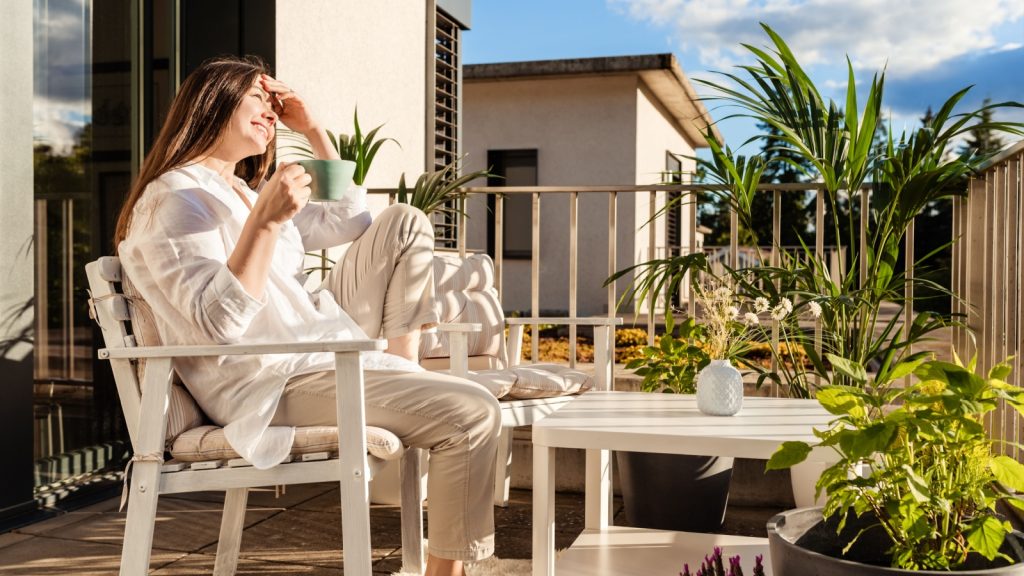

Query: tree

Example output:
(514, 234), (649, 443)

(958, 98), (1006, 157)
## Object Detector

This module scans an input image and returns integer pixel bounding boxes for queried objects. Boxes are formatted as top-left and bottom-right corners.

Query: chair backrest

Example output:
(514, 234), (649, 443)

(421, 253), (507, 366)
(86, 257), (205, 448)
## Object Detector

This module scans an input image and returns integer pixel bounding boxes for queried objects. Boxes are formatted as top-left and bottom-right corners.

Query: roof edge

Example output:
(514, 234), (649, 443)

(465, 54), (723, 147)
(464, 54), (677, 81)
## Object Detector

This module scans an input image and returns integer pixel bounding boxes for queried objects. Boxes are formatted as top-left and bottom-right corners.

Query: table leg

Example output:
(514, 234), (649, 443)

(584, 448), (611, 529)
(532, 445), (556, 576)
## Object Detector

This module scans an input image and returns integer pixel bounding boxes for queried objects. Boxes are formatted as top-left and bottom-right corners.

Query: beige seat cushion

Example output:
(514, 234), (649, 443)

(455, 363), (592, 400)
(419, 355), (503, 373)
(171, 424), (405, 463)
(122, 274), (206, 447)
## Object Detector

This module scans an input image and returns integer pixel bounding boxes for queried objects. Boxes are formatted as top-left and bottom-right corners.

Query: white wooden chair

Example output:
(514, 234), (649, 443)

(85, 257), (425, 575)
(421, 253), (622, 506)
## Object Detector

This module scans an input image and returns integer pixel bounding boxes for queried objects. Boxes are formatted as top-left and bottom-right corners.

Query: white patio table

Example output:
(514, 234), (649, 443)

(531, 391), (835, 576)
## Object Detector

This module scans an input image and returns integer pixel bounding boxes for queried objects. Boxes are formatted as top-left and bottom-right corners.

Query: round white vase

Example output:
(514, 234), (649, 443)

(696, 359), (743, 416)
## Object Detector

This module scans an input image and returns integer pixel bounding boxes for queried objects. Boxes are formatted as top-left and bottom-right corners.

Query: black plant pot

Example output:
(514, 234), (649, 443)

(615, 451), (734, 533)
(768, 507), (1024, 575)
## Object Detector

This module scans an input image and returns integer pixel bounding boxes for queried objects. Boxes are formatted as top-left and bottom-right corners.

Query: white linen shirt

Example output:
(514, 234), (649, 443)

(119, 163), (421, 469)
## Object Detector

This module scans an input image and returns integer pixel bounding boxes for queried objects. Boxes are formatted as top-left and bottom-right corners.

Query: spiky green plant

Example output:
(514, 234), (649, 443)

(395, 159), (493, 217)
(277, 108), (399, 185)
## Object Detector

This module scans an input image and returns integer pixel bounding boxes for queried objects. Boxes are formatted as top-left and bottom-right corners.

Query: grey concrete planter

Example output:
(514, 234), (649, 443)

(768, 507), (1024, 575)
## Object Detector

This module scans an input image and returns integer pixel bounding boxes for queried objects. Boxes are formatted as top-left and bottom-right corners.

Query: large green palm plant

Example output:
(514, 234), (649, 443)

(702, 24), (1023, 389)
(610, 24), (1023, 393)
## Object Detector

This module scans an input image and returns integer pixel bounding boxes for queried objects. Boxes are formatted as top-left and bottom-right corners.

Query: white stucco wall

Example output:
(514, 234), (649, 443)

(464, 71), (706, 316)
(463, 75), (639, 315)
(634, 80), (700, 309)
(275, 0), (428, 209)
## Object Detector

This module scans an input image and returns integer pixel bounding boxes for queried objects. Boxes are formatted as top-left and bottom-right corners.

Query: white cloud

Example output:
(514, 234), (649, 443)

(34, 97), (87, 155)
(609, 0), (1024, 77)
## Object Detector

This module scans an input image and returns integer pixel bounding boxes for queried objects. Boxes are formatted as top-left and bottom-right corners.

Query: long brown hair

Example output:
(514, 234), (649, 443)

(113, 55), (274, 248)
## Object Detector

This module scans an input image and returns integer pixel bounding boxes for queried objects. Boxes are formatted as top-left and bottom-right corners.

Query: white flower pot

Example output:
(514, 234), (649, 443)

(696, 359), (743, 416)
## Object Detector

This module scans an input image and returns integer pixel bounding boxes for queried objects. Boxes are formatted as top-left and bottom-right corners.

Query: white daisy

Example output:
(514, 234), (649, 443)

(727, 306), (740, 319)
(781, 297), (793, 313)
(809, 301), (823, 318)
(743, 312), (760, 326)
(754, 297), (770, 313)
(771, 304), (788, 321)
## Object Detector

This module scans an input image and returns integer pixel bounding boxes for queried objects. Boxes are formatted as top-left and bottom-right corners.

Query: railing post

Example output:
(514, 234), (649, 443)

(569, 190), (578, 368)
(531, 191), (540, 362)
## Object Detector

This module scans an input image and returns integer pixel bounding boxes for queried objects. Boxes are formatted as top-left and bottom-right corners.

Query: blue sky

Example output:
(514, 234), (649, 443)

(464, 0), (1024, 154)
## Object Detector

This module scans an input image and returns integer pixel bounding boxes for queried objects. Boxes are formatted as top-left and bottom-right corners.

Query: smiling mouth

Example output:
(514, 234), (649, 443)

(253, 123), (270, 140)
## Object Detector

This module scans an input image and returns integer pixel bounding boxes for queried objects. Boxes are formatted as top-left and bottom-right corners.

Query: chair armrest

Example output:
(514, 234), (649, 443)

(435, 324), (481, 378)
(504, 317), (623, 327)
(99, 339), (387, 360)
(437, 323), (483, 333)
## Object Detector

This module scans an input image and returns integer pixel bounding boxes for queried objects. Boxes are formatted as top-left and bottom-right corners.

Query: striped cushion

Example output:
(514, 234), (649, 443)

(170, 424), (405, 462)
(443, 364), (592, 400)
(500, 363), (592, 400)
(421, 253), (505, 363)
(122, 273), (206, 447)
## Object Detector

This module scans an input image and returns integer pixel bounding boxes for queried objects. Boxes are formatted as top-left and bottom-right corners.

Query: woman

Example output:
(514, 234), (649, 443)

(115, 56), (499, 576)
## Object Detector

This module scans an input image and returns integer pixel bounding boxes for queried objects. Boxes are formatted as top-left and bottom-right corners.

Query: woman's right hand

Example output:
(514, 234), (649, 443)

(251, 162), (312, 227)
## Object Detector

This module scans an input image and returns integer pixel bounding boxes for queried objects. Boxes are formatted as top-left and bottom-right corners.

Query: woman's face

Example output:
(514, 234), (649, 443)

(219, 79), (278, 160)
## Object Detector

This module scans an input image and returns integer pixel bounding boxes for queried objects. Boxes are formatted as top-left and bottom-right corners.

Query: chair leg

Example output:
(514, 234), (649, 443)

(334, 353), (374, 574)
(493, 425), (514, 507)
(118, 462), (162, 576)
(400, 448), (426, 574)
(213, 488), (249, 576)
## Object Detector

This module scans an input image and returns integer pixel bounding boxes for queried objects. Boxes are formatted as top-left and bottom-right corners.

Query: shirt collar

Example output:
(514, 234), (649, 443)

(180, 162), (247, 191)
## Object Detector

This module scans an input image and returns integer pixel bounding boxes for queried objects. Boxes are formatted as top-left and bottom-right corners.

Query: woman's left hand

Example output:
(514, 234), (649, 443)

(261, 74), (319, 135)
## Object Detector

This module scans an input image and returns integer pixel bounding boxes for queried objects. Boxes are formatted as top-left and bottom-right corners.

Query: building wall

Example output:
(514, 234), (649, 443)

(276, 0), (429, 207)
(463, 75), (639, 315)
(634, 80), (700, 307)
(0, 0), (36, 513)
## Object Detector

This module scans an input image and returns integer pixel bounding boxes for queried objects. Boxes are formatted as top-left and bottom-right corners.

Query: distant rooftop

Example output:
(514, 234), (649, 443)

(465, 54), (722, 146)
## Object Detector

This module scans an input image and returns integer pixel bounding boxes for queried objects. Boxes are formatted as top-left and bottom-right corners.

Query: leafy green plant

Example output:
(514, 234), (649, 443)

(396, 158), (493, 217)
(278, 108), (399, 185)
(626, 316), (709, 394)
(768, 354), (1024, 570)
(680, 547), (765, 576)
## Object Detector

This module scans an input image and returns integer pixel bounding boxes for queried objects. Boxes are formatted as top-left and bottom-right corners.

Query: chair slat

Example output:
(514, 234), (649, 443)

(97, 256), (123, 281)
(109, 294), (131, 322)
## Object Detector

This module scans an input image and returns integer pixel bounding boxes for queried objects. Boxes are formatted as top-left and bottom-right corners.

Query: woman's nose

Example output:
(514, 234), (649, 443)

(263, 106), (278, 123)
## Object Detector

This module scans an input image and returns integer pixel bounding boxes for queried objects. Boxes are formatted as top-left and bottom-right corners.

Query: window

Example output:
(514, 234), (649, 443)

(665, 152), (683, 256)
(487, 150), (538, 259)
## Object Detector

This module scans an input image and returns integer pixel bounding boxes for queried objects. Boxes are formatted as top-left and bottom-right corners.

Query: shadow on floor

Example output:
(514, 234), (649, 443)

(0, 484), (784, 575)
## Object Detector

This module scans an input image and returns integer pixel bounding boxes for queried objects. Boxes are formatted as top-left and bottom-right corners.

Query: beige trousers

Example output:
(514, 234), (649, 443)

(324, 202), (438, 339)
(273, 204), (501, 562)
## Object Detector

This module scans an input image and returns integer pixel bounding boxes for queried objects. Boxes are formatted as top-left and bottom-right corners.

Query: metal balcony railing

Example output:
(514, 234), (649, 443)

(372, 182), (898, 398)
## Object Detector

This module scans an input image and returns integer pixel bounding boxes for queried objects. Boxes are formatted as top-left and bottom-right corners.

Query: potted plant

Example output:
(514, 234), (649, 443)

(766, 353), (1024, 574)
(278, 107), (399, 189)
(395, 157), (493, 216)
(615, 278), (791, 532)
(618, 314), (737, 533)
